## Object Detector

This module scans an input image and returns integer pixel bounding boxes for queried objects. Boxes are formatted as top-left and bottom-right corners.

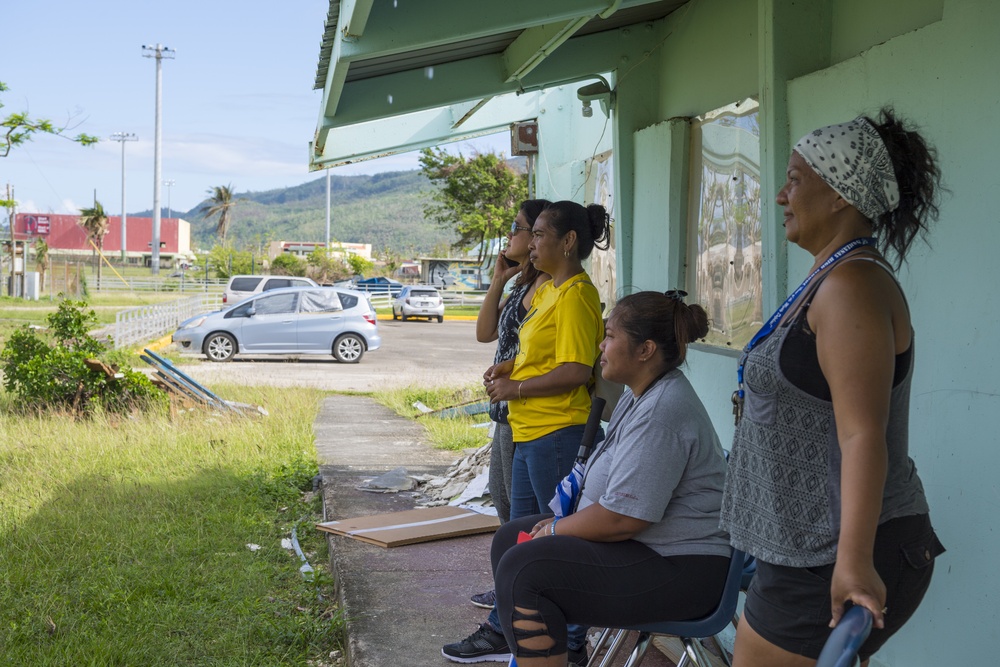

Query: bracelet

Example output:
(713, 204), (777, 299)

(550, 517), (559, 536)
(518, 381), (525, 403)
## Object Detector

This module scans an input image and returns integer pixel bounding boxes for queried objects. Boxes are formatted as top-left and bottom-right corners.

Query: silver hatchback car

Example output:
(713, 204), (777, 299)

(392, 285), (445, 322)
(172, 286), (381, 363)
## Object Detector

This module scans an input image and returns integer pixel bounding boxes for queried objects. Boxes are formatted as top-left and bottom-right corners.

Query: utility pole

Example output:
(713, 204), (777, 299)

(5, 184), (13, 296)
(109, 132), (137, 262)
(142, 43), (175, 274)
(326, 169), (331, 255)
(164, 179), (175, 219)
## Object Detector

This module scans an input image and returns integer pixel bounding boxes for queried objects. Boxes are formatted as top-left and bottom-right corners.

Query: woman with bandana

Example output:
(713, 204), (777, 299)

(721, 109), (946, 666)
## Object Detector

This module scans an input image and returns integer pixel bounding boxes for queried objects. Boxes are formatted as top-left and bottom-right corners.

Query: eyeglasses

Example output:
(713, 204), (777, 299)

(510, 220), (532, 235)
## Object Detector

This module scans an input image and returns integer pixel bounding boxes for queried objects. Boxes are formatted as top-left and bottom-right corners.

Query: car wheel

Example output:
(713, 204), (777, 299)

(333, 333), (365, 363)
(204, 332), (237, 362)
(401, 314), (408, 322)
(437, 315), (444, 323)
(392, 309), (398, 320)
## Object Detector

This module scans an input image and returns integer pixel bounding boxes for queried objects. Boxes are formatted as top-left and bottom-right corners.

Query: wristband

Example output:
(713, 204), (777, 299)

(518, 381), (525, 403)
(550, 517), (559, 536)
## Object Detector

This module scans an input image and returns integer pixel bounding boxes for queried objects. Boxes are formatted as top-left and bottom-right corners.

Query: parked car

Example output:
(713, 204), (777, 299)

(353, 276), (404, 297)
(392, 285), (445, 322)
(222, 274), (319, 305)
(172, 286), (380, 363)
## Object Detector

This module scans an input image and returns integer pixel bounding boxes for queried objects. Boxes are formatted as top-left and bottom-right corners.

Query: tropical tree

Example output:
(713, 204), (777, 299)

(78, 201), (109, 286)
(419, 149), (527, 265)
(199, 184), (240, 244)
(1, 81), (98, 159)
(34, 238), (49, 293)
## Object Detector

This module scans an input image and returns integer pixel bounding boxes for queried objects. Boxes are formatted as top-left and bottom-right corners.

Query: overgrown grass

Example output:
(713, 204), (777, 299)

(370, 384), (491, 452)
(0, 385), (343, 666)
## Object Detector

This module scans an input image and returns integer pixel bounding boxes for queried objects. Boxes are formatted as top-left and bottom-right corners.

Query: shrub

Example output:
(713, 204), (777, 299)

(0, 300), (167, 415)
(270, 253), (306, 276)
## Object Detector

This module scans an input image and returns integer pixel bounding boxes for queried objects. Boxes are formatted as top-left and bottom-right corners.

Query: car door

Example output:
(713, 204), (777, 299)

(296, 289), (345, 352)
(240, 292), (299, 352)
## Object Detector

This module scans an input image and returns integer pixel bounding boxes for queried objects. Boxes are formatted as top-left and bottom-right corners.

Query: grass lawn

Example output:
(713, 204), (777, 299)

(371, 384), (490, 451)
(0, 385), (342, 666)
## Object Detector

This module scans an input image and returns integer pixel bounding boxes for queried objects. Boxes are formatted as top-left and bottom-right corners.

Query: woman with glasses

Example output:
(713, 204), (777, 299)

(468, 199), (551, 611)
(443, 200), (610, 665)
(476, 200), (552, 526)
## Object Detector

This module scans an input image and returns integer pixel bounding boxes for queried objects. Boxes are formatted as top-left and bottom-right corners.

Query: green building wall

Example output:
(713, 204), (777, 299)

(530, 1), (996, 664)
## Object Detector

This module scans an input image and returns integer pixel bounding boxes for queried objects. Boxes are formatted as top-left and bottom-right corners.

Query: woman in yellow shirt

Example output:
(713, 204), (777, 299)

(444, 201), (610, 665)
(485, 200), (610, 519)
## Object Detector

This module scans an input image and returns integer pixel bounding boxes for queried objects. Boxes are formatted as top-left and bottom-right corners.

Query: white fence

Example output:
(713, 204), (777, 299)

(357, 289), (487, 308)
(112, 294), (222, 350)
(96, 278), (227, 293)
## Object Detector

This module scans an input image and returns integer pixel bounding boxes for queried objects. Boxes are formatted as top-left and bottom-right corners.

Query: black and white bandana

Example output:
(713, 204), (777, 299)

(794, 117), (899, 221)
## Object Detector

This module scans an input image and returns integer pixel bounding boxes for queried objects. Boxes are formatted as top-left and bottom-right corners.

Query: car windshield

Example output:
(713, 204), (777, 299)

(411, 290), (438, 298)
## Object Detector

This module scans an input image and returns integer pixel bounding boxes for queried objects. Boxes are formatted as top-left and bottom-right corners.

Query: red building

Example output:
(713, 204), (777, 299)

(13, 213), (192, 265)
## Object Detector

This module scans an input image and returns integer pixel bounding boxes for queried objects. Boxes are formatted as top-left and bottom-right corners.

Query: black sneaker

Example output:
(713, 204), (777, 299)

(442, 623), (511, 663)
(568, 645), (589, 666)
(470, 589), (496, 609)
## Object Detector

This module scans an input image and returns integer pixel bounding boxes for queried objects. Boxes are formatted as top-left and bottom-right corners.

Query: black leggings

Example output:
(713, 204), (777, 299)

(492, 514), (730, 659)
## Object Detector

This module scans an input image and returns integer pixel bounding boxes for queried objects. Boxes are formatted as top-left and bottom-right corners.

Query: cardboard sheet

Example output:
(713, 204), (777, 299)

(316, 505), (500, 548)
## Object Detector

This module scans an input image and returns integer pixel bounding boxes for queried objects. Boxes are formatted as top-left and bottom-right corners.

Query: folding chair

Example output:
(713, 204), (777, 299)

(815, 605), (873, 667)
(586, 549), (748, 667)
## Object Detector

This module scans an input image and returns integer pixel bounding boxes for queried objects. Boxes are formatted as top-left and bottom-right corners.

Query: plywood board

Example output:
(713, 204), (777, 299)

(316, 505), (500, 548)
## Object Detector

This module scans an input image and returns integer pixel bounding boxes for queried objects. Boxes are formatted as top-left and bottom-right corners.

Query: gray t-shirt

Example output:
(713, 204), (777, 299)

(577, 369), (731, 558)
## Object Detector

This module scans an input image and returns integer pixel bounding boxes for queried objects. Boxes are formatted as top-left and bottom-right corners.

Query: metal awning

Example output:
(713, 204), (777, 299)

(310, 0), (686, 168)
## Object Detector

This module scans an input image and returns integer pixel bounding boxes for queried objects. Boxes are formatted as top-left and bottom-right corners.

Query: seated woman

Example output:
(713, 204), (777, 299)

(463, 291), (731, 667)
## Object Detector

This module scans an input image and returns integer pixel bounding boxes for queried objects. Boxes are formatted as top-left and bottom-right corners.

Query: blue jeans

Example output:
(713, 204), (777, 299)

(509, 424), (586, 520)
(488, 424), (589, 649)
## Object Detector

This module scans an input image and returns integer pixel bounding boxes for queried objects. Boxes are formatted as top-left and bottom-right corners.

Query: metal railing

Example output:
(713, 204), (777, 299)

(96, 277), (227, 292)
(112, 294), (222, 350)
(355, 288), (488, 308)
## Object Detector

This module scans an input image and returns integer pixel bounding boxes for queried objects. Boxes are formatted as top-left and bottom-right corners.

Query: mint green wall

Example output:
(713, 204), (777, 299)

(783, 4), (1000, 663)
(618, 1), (996, 664)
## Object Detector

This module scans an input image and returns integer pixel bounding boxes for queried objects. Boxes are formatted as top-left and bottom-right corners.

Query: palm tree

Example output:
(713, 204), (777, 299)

(200, 184), (239, 244)
(78, 201), (109, 286)
(34, 238), (49, 293)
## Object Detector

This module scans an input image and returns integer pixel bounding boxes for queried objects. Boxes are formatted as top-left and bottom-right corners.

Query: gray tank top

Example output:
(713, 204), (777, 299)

(720, 259), (929, 567)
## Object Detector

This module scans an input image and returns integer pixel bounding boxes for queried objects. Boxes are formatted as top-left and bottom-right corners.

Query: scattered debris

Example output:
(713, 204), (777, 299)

(357, 466), (417, 493)
(140, 348), (267, 415)
(246, 543), (261, 552)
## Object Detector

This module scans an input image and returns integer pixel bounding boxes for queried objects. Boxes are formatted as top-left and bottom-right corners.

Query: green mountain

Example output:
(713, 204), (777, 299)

(144, 170), (455, 256)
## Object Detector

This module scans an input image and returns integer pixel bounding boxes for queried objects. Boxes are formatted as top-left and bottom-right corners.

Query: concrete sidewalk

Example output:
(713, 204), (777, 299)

(314, 394), (681, 667)
(315, 394), (497, 667)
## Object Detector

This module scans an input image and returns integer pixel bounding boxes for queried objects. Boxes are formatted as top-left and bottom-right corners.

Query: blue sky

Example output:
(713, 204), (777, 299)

(1, 0), (507, 217)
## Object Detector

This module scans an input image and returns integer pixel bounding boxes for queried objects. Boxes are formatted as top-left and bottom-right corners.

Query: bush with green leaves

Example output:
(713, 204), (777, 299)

(270, 252), (306, 276)
(0, 300), (166, 415)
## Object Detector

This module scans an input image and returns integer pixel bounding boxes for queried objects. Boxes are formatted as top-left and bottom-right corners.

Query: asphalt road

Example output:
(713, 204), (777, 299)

(171, 318), (497, 392)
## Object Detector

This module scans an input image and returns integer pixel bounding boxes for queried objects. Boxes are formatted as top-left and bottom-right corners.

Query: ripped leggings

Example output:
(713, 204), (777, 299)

(492, 514), (730, 660)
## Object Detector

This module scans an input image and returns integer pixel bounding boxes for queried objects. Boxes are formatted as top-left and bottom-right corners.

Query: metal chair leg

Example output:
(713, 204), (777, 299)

(586, 628), (613, 667)
(597, 629), (631, 667)
(621, 631), (653, 667)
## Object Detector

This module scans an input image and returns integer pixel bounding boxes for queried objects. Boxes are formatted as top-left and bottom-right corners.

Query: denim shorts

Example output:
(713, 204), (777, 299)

(743, 513), (945, 661)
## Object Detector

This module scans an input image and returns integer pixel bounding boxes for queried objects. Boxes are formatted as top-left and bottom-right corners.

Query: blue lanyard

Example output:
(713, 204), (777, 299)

(736, 237), (877, 399)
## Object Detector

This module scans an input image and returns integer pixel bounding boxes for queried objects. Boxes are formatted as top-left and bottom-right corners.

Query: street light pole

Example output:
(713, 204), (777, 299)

(164, 179), (175, 219)
(142, 43), (175, 275)
(109, 132), (137, 262)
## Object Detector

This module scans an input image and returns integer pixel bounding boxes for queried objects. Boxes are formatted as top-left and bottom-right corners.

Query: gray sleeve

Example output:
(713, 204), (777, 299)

(598, 413), (690, 523)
